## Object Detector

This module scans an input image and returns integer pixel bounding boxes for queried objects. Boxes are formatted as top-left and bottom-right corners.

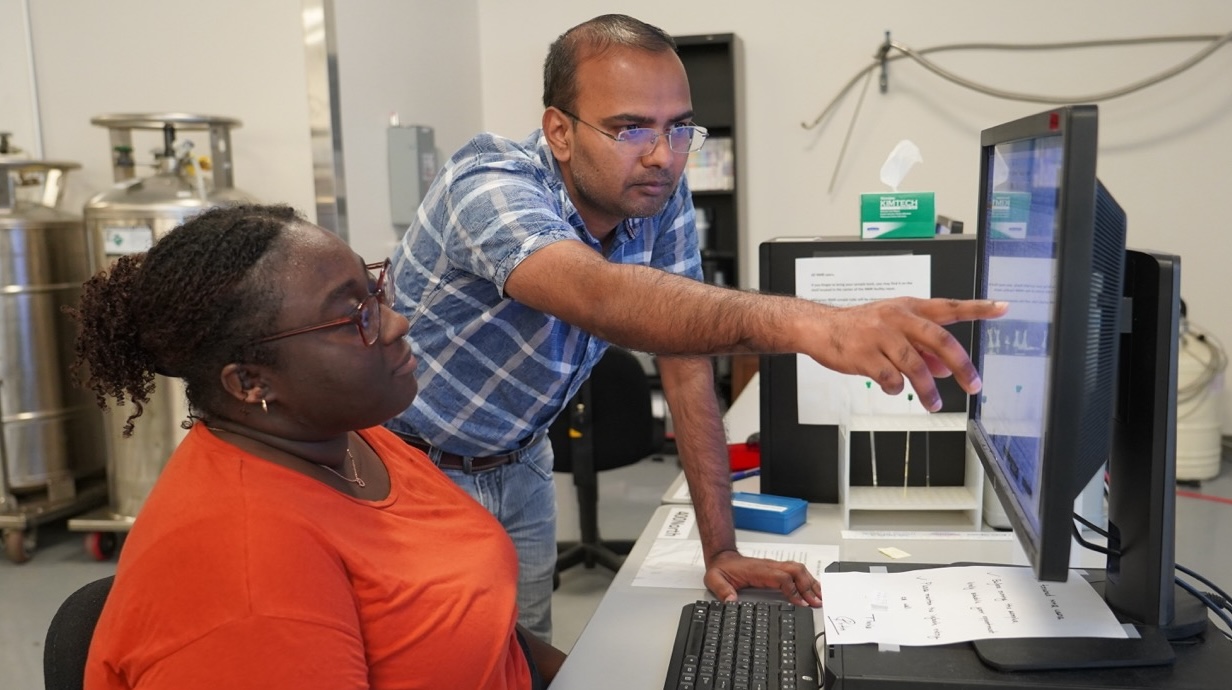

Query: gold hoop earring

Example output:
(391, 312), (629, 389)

(261, 398), (269, 414)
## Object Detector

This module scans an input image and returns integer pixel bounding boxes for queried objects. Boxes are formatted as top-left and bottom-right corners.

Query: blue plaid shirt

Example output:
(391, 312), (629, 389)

(385, 130), (703, 456)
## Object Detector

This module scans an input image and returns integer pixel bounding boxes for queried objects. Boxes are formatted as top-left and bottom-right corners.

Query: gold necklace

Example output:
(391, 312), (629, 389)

(319, 448), (366, 488)
(204, 424), (364, 488)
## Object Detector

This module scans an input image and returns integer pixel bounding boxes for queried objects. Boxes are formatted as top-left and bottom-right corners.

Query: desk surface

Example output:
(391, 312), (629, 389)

(553, 502), (1232, 689)
(552, 502), (1060, 689)
(661, 470), (760, 504)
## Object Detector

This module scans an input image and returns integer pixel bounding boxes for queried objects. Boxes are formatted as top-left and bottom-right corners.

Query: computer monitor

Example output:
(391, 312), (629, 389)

(968, 104), (1125, 583)
(968, 104), (1206, 671)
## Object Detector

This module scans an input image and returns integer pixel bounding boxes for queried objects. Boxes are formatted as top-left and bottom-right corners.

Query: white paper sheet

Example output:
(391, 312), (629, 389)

(633, 537), (841, 589)
(657, 506), (696, 540)
(794, 254), (931, 425)
(820, 565), (1128, 646)
(841, 530), (1016, 541)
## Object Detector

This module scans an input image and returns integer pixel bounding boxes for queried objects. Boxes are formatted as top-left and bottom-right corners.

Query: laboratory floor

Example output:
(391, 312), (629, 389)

(4, 452), (1231, 690)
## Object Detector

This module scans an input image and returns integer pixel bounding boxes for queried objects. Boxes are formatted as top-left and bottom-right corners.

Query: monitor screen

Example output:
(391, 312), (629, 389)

(969, 105), (1126, 582)
(976, 133), (1064, 536)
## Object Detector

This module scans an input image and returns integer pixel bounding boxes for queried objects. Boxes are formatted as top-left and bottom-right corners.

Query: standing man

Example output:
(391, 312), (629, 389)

(386, 14), (1005, 642)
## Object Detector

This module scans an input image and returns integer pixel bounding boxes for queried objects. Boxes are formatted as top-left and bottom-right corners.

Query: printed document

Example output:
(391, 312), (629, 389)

(634, 539), (841, 589)
(635, 507), (840, 589)
(794, 254), (930, 425)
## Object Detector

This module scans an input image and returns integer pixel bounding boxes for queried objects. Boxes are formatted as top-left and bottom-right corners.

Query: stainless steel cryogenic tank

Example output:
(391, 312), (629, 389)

(82, 114), (254, 522)
(0, 158), (109, 563)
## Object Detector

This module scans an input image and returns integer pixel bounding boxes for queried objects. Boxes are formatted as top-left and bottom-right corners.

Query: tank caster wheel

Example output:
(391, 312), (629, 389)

(3, 528), (36, 564)
(84, 532), (118, 561)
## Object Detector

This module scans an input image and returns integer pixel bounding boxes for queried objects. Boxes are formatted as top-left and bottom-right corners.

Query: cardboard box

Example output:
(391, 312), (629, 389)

(731, 491), (807, 534)
(860, 192), (936, 239)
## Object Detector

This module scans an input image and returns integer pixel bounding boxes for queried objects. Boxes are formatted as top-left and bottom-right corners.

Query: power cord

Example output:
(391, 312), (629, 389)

(1072, 512), (1232, 639)
(1178, 317), (1228, 408)
(803, 32), (1232, 131)
(880, 33), (1232, 106)
(1176, 563), (1232, 616)
(1070, 517), (1114, 556)
(1174, 579), (1232, 640)
(813, 630), (826, 689)
(803, 31), (1232, 192)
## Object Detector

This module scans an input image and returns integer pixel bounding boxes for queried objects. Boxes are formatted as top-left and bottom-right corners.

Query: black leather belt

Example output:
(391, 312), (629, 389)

(394, 432), (516, 473)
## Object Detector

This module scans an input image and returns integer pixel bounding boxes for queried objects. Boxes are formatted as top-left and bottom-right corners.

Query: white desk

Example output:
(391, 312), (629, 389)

(656, 370), (764, 503)
(552, 503), (1232, 689)
(552, 502), (1058, 689)
(661, 470), (760, 504)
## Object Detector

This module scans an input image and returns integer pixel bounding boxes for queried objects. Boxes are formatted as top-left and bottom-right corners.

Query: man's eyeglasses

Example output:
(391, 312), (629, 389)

(557, 108), (708, 157)
(254, 259), (393, 347)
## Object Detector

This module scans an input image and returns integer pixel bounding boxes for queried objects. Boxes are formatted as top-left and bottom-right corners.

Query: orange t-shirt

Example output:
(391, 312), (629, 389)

(85, 424), (530, 690)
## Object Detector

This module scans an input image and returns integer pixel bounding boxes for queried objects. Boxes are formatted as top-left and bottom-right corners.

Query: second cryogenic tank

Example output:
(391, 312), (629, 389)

(83, 113), (254, 521)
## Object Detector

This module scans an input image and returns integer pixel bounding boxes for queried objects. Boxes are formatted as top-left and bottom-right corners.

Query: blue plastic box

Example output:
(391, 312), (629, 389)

(731, 492), (807, 534)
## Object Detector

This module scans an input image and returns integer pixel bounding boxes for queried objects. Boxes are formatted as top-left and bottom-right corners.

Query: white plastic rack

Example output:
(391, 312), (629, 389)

(838, 412), (984, 530)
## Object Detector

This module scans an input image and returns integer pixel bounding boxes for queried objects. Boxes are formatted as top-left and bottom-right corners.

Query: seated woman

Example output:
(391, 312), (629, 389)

(72, 204), (565, 689)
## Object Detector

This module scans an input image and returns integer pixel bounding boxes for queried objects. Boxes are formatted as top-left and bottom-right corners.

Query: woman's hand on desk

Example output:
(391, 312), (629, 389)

(704, 550), (823, 608)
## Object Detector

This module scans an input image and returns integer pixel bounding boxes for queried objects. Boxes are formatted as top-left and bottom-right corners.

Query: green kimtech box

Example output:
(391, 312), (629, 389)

(989, 191), (1031, 239)
(860, 191), (936, 239)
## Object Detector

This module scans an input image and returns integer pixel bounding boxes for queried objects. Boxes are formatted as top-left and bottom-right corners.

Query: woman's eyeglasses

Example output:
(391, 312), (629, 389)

(254, 259), (393, 347)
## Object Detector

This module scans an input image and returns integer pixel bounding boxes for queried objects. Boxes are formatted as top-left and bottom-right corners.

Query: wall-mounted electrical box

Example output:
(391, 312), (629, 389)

(387, 124), (436, 228)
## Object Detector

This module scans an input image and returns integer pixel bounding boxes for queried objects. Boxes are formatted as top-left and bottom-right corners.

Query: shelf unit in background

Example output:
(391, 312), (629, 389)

(676, 32), (743, 405)
(675, 32), (741, 290)
(838, 413), (984, 529)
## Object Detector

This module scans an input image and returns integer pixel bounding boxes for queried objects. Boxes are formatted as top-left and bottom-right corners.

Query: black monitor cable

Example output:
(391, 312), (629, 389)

(1175, 563), (1232, 619)
(1074, 513), (1232, 615)
(1072, 513), (1232, 639)
(813, 630), (826, 689)
(1071, 514), (1114, 556)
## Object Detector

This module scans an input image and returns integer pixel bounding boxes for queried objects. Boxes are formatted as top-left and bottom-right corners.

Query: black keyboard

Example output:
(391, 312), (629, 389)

(663, 600), (820, 690)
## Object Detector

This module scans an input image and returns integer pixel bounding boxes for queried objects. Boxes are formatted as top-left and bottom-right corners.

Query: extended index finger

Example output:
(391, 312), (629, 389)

(916, 298), (1008, 326)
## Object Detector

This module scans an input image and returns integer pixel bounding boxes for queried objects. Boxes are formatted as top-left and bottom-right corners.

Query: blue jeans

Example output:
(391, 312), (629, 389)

(432, 435), (557, 643)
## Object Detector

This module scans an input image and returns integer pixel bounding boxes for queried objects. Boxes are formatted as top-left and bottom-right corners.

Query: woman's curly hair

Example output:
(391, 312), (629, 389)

(66, 203), (302, 435)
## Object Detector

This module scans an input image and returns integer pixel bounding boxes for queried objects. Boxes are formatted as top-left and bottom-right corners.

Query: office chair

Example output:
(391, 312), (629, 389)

(552, 347), (665, 581)
(44, 575), (113, 690)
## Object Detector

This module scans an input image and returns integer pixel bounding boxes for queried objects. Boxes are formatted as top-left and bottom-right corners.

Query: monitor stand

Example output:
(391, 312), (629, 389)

(971, 625), (1173, 671)
(824, 562), (1231, 690)
(971, 578), (1208, 671)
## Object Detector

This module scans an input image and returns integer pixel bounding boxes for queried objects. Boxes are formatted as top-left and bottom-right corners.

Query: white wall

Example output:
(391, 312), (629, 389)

(7, 0), (484, 279)
(476, 0), (1232, 432)
(332, 0), (484, 264)
(22, 0), (316, 218)
(5, 1), (1230, 432)
(0, 1), (39, 156)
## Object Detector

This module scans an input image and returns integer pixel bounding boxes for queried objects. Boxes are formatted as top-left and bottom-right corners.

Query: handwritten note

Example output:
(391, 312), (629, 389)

(820, 565), (1127, 645)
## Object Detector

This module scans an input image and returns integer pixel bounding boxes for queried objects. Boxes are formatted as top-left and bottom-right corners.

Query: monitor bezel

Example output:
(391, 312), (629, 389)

(968, 104), (1113, 581)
